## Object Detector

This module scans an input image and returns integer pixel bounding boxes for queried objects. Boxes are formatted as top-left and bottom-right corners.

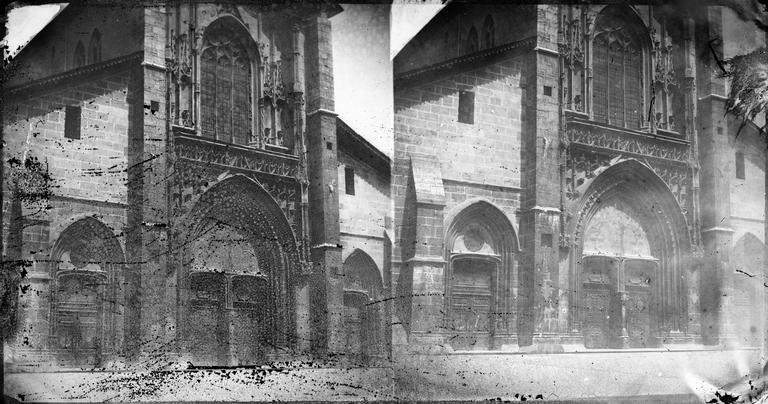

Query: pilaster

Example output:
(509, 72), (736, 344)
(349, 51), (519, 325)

(304, 13), (343, 355)
(695, 6), (735, 345)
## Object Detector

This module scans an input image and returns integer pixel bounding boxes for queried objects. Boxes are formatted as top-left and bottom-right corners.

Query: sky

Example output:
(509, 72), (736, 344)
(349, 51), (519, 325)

(2, 2), (445, 157)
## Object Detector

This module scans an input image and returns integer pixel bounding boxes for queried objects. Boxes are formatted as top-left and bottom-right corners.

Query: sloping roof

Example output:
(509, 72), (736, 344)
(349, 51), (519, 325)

(337, 117), (391, 177)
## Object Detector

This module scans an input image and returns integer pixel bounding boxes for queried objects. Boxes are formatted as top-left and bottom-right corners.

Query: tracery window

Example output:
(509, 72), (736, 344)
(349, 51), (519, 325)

(482, 16), (495, 49)
(88, 29), (101, 64)
(592, 11), (645, 129)
(74, 41), (85, 68)
(200, 22), (253, 145)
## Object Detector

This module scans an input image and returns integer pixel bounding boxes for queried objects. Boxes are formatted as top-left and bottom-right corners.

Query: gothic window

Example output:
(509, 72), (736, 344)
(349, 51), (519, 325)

(482, 16), (495, 49)
(592, 9), (645, 129)
(74, 41), (85, 68)
(200, 21), (253, 145)
(88, 29), (101, 64)
(465, 26), (479, 54)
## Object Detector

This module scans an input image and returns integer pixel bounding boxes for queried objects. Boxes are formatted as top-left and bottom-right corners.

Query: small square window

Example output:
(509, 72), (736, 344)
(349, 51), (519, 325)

(326, 142), (333, 150)
(458, 91), (475, 124)
(543, 85), (553, 96)
(735, 151), (745, 180)
(150, 100), (160, 114)
(541, 233), (553, 248)
(344, 167), (355, 195)
(64, 105), (81, 140)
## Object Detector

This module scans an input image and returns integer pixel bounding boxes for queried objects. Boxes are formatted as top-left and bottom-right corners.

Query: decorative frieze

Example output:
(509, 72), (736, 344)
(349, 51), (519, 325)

(175, 134), (299, 179)
(567, 122), (689, 162)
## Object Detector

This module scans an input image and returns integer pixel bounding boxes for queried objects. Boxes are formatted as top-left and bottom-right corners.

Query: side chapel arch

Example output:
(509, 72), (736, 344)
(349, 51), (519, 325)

(49, 216), (125, 367)
(342, 249), (386, 359)
(444, 200), (519, 349)
(569, 159), (691, 348)
(177, 174), (300, 366)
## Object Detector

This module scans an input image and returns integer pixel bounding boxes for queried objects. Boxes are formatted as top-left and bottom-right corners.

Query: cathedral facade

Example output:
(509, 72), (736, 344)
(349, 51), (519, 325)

(2, 2), (767, 400)
(392, 3), (767, 353)
(2, 3), (391, 371)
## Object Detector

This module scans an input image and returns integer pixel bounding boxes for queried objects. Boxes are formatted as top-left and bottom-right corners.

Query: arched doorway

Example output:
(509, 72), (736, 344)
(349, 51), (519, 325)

(731, 233), (765, 347)
(179, 175), (300, 366)
(570, 160), (691, 348)
(342, 250), (385, 360)
(50, 217), (124, 367)
(444, 200), (519, 350)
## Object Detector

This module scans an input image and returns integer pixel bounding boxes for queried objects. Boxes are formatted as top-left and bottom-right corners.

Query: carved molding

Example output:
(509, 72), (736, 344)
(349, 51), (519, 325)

(567, 123), (689, 162)
(173, 159), (301, 233)
(175, 134), (299, 179)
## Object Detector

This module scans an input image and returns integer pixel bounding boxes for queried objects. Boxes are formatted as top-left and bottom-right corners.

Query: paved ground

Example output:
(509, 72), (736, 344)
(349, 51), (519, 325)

(3, 348), (765, 402)
(392, 348), (764, 401)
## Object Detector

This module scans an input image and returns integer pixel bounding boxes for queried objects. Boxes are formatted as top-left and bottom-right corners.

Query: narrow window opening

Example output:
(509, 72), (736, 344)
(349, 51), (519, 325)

(736, 151), (746, 179)
(88, 29), (101, 64)
(65, 105), (82, 140)
(74, 41), (85, 68)
(543, 85), (553, 96)
(482, 15), (495, 49)
(541, 233), (553, 248)
(345, 166), (355, 195)
(458, 91), (475, 124)
(465, 26), (478, 54)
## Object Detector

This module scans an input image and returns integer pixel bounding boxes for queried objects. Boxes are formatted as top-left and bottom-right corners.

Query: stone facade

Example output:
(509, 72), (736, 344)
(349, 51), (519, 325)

(393, 4), (767, 353)
(2, 2), (768, 400)
(2, 3), (393, 372)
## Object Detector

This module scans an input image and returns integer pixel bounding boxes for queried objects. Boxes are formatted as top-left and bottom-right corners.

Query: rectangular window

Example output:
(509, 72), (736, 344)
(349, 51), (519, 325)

(345, 167), (355, 195)
(64, 105), (81, 140)
(541, 233), (553, 248)
(543, 85), (553, 96)
(458, 90), (475, 124)
(736, 151), (745, 179)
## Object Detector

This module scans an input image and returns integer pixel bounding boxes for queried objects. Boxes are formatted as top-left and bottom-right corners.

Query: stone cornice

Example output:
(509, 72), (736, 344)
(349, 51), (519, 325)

(394, 37), (536, 89)
(4, 52), (144, 101)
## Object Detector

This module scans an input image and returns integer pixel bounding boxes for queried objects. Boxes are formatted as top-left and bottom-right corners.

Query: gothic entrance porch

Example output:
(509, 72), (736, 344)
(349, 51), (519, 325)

(568, 159), (693, 349)
(176, 175), (301, 366)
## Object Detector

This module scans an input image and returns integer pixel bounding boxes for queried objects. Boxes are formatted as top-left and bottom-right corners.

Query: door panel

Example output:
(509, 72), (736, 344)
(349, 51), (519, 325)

(449, 259), (495, 349)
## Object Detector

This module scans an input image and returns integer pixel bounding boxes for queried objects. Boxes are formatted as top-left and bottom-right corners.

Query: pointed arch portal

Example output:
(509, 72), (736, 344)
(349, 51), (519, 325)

(342, 249), (385, 359)
(179, 175), (300, 366)
(444, 200), (519, 350)
(50, 217), (125, 367)
(570, 159), (691, 348)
